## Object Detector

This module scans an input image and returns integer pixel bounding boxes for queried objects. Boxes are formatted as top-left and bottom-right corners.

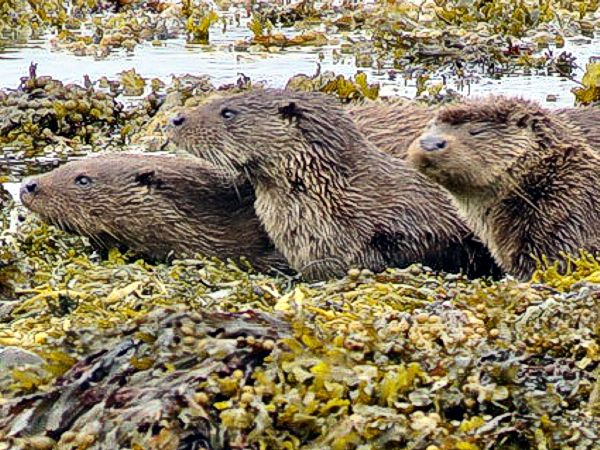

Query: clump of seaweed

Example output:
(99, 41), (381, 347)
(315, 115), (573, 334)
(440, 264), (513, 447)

(0, 197), (598, 449)
(0, 0), (74, 35)
(237, 10), (328, 50)
(286, 67), (379, 102)
(0, 0), (155, 37)
(50, 5), (180, 57)
(363, 0), (600, 90)
(181, 0), (219, 44)
(255, 0), (322, 28)
(572, 61), (600, 105)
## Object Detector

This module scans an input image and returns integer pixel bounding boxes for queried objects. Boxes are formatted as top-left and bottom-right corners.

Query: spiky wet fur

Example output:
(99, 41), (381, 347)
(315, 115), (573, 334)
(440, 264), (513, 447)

(169, 89), (500, 280)
(556, 107), (600, 153)
(20, 154), (290, 273)
(409, 96), (600, 280)
(347, 99), (435, 158)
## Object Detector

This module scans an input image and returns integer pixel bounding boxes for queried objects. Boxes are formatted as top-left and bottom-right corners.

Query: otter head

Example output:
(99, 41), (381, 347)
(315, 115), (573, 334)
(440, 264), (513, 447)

(167, 89), (356, 182)
(407, 96), (548, 195)
(20, 156), (169, 246)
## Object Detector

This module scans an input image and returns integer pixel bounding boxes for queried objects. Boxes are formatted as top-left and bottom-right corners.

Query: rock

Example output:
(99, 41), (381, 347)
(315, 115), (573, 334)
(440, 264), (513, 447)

(0, 346), (45, 370)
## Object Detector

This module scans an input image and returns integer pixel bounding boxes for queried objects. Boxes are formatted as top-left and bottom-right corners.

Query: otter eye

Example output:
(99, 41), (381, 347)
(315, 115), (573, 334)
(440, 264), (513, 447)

(75, 175), (92, 187)
(468, 127), (487, 136)
(220, 108), (237, 120)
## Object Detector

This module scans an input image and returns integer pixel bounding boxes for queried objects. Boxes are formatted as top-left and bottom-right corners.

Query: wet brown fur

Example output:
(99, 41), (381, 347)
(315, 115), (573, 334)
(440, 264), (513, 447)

(20, 154), (290, 273)
(407, 96), (600, 280)
(556, 107), (600, 152)
(347, 99), (435, 157)
(350, 99), (600, 158)
(168, 89), (500, 280)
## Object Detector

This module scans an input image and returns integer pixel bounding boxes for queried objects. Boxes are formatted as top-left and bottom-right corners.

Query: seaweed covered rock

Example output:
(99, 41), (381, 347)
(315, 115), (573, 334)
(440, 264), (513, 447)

(0, 308), (291, 448)
(0, 64), (122, 152)
(364, 0), (597, 85)
(1, 0), (179, 51)
(51, 4), (182, 56)
(0, 201), (599, 449)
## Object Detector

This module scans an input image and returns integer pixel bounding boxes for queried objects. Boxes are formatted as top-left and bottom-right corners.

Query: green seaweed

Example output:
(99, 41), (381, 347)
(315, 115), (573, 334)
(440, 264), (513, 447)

(572, 61), (600, 105)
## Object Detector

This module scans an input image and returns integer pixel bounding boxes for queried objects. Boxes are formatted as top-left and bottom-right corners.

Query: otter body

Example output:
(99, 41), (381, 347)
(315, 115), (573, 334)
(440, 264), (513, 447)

(20, 154), (290, 272)
(347, 100), (435, 158)
(407, 96), (600, 280)
(557, 107), (600, 152)
(169, 89), (500, 280)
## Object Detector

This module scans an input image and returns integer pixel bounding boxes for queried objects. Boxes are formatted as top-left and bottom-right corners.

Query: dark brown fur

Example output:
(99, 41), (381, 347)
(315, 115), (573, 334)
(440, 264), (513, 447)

(20, 154), (290, 273)
(168, 89), (500, 280)
(407, 96), (600, 280)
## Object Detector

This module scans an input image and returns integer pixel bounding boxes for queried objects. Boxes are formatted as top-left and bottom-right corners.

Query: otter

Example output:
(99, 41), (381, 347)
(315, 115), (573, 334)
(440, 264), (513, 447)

(20, 153), (290, 273)
(347, 99), (435, 158)
(557, 106), (600, 152)
(407, 96), (600, 280)
(167, 89), (501, 280)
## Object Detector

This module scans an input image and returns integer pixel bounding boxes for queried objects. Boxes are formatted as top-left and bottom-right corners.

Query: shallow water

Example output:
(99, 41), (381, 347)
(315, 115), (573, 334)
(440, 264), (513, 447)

(4, 183), (21, 203)
(1, 15), (599, 107)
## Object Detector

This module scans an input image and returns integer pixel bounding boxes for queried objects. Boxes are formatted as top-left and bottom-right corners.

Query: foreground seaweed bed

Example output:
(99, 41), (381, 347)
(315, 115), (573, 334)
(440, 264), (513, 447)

(1, 2), (600, 449)
(0, 204), (598, 450)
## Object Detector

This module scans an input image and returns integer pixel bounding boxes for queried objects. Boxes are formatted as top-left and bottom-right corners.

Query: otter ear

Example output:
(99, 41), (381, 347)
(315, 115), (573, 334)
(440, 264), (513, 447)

(514, 111), (541, 130)
(515, 113), (530, 128)
(135, 170), (156, 187)
(278, 101), (301, 121)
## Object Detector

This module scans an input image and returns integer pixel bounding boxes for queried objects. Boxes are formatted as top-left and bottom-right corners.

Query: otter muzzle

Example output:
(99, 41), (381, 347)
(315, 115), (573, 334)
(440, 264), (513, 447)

(420, 136), (448, 152)
(20, 179), (39, 205)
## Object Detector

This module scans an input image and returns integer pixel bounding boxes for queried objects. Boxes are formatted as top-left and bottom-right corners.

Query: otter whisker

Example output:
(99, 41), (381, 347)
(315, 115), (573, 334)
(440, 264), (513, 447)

(242, 166), (252, 185)
(231, 177), (242, 203)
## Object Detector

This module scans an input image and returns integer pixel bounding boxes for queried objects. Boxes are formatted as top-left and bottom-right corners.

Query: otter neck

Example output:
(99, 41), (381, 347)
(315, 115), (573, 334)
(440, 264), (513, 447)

(250, 126), (368, 209)
(249, 124), (385, 278)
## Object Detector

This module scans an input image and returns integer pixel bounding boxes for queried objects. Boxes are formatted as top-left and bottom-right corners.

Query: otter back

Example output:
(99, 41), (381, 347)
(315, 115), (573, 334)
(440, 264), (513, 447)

(349, 99), (600, 158)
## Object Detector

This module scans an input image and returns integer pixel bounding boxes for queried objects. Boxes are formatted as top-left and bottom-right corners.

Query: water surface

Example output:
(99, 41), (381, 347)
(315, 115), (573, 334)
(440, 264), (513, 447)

(1, 16), (598, 107)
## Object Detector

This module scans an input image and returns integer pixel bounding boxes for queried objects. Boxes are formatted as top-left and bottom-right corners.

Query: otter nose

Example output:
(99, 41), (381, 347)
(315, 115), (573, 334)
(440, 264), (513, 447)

(420, 136), (447, 152)
(23, 180), (38, 194)
(20, 179), (39, 202)
(169, 115), (186, 127)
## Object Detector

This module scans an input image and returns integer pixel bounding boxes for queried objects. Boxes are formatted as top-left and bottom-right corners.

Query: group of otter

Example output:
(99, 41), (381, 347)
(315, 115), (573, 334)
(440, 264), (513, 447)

(20, 89), (600, 281)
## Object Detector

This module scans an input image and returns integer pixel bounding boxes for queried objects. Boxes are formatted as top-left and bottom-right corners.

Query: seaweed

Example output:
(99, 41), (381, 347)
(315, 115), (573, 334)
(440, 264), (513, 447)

(286, 68), (379, 102)
(572, 61), (600, 105)
(181, 0), (219, 44)
(0, 203), (598, 449)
